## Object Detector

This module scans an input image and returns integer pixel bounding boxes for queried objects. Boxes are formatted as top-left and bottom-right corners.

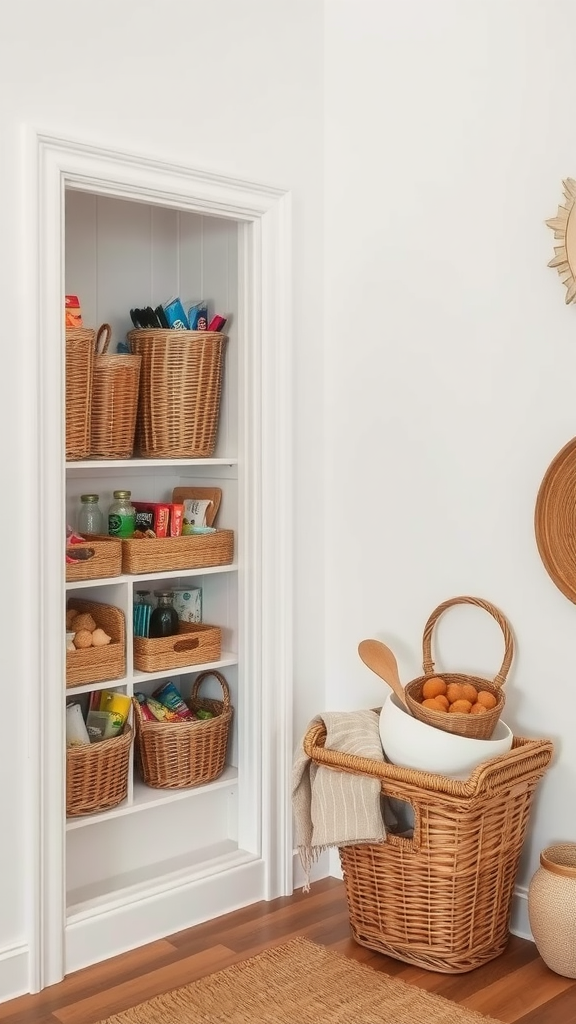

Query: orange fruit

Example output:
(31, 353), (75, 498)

(421, 697), (448, 712)
(448, 699), (473, 714)
(434, 694), (450, 710)
(461, 683), (478, 704)
(470, 702), (488, 715)
(476, 690), (497, 710)
(422, 676), (447, 699)
(446, 683), (465, 704)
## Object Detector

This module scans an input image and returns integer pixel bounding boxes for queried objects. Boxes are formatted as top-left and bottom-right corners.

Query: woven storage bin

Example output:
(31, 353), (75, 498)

(128, 329), (227, 458)
(66, 328), (95, 460)
(133, 622), (221, 673)
(66, 537), (122, 582)
(66, 725), (132, 817)
(404, 596), (512, 740)
(66, 598), (126, 688)
(90, 324), (142, 459)
(119, 529), (234, 574)
(133, 671), (232, 788)
(304, 720), (553, 973)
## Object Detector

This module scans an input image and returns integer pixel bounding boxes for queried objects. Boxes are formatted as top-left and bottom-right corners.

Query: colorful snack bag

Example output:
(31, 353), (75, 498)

(153, 680), (194, 720)
(134, 692), (156, 721)
(145, 696), (183, 722)
(163, 297), (189, 330)
(207, 314), (227, 332)
(187, 301), (208, 331)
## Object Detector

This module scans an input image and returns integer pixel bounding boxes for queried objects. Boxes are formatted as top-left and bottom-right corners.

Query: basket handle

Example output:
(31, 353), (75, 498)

(422, 595), (514, 689)
(192, 670), (230, 709)
(96, 323), (112, 355)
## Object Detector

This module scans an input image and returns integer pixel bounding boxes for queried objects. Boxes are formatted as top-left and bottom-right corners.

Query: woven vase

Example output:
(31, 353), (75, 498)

(528, 843), (576, 978)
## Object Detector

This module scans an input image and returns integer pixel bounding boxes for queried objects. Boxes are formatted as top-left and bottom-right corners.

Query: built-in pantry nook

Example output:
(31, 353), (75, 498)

(27, 133), (292, 988)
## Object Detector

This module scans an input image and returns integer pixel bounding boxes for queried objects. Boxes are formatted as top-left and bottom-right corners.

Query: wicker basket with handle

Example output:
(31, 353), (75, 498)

(404, 596), (513, 740)
(133, 671), (233, 788)
(65, 328), (95, 460)
(128, 329), (227, 458)
(90, 323), (142, 459)
(66, 724), (132, 817)
(303, 719), (553, 973)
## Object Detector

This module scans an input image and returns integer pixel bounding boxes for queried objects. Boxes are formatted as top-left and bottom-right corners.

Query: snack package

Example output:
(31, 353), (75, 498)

(134, 692), (156, 721)
(182, 498), (213, 533)
(152, 680), (194, 720)
(86, 710), (118, 742)
(99, 690), (131, 730)
(133, 502), (170, 538)
(145, 696), (183, 723)
(169, 503), (184, 537)
(187, 301), (208, 331)
(65, 295), (82, 328)
(163, 297), (189, 330)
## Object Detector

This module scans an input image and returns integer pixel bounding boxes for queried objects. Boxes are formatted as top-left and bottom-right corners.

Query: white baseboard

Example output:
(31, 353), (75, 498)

(65, 857), (266, 975)
(0, 942), (29, 1003)
(510, 885), (533, 941)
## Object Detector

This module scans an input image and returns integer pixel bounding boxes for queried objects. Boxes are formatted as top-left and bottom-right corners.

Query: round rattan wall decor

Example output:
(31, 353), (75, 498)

(535, 436), (576, 603)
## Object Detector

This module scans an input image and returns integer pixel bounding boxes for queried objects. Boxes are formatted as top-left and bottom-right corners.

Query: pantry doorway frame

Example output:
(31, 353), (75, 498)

(22, 127), (293, 993)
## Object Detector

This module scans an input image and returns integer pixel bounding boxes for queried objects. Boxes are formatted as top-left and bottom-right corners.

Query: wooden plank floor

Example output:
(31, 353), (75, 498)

(1, 877), (575, 1023)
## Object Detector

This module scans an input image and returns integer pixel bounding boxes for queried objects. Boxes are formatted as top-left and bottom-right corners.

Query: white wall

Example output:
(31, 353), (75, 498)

(0, 0), (325, 998)
(324, 0), (576, 905)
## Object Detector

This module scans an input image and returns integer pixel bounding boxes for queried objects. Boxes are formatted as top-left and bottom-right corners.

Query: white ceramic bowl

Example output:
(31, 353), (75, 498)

(379, 691), (513, 780)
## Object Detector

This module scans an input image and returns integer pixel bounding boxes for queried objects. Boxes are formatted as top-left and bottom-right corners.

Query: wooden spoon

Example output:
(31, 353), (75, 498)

(357, 638), (411, 711)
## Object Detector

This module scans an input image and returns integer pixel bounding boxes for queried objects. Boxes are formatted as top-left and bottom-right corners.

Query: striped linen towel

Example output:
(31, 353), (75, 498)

(292, 709), (387, 891)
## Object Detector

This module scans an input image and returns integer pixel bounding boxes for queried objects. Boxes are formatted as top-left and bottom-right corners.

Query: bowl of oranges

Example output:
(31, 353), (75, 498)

(379, 691), (513, 779)
(404, 595), (512, 740)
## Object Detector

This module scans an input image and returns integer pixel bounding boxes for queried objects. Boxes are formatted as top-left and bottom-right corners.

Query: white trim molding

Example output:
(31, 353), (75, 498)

(0, 944), (29, 1003)
(22, 128), (293, 993)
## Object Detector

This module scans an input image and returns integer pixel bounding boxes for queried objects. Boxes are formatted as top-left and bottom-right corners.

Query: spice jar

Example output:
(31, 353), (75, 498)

(149, 591), (179, 638)
(108, 490), (136, 538)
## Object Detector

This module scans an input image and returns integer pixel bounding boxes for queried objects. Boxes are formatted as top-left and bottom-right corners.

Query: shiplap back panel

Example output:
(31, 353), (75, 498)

(64, 190), (238, 457)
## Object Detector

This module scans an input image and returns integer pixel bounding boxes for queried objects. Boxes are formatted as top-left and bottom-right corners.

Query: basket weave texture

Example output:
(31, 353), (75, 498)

(90, 324), (142, 459)
(404, 596), (513, 739)
(65, 537), (122, 582)
(119, 529), (234, 574)
(534, 435), (576, 604)
(128, 329), (227, 458)
(303, 721), (553, 973)
(66, 328), (95, 460)
(66, 724), (132, 817)
(133, 622), (222, 673)
(133, 671), (233, 789)
(66, 598), (126, 688)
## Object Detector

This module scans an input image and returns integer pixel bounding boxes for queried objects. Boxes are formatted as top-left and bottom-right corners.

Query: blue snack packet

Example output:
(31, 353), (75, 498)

(188, 301), (208, 331)
(163, 297), (189, 330)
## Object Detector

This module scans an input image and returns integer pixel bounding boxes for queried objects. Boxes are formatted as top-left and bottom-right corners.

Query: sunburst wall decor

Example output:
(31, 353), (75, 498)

(546, 178), (576, 304)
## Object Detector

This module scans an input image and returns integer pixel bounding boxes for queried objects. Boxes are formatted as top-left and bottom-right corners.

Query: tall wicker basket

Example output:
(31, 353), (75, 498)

(90, 324), (142, 459)
(128, 329), (227, 458)
(66, 328), (95, 460)
(303, 720), (553, 973)
(66, 725), (132, 817)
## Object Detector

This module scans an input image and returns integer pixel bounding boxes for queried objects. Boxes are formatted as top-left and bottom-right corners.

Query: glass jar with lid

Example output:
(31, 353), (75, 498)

(77, 493), (104, 535)
(149, 591), (179, 638)
(108, 490), (136, 538)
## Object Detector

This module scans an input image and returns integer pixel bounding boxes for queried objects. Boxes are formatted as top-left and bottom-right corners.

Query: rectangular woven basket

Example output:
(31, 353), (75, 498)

(66, 598), (126, 688)
(133, 671), (232, 788)
(118, 529), (234, 574)
(65, 328), (95, 460)
(65, 537), (122, 582)
(133, 622), (221, 673)
(128, 329), (227, 458)
(303, 720), (553, 973)
(66, 725), (132, 817)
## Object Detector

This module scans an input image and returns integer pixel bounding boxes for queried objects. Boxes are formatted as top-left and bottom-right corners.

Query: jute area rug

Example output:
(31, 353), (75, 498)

(98, 937), (503, 1024)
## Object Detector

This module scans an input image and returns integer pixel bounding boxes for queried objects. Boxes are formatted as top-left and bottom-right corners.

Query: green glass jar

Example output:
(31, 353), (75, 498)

(108, 490), (136, 538)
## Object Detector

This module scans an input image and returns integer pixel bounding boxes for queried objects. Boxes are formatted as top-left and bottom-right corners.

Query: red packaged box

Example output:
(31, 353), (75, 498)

(169, 503), (184, 537)
(133, 502), (170, 538)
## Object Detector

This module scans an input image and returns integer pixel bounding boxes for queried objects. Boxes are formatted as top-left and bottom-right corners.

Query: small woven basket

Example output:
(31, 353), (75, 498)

(404, 596), (513, 740)
(66, 598), (126, 688)
(133, 671), (233, 789)
(303, 720), (553, 972)
(66, 725), (132, 817)
(90, 324), (142, 459)
(66, 328), (95, 460)
(133, 622), (222, 673)
(128, 329), (227, 458)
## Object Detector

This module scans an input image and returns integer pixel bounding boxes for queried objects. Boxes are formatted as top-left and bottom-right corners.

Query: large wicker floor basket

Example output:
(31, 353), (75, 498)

(128, 329), (227, 458)
(133, 671), (233, 788)
(303, 720), (553, 973)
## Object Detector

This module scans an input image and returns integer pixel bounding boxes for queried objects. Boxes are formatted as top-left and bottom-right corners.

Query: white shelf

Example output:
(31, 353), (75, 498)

(66, 563), (238, 590)
(66, 840), (250, 917)
(66, 766), (238, 831)
(132, 651), (237, 685)
(66, 458), (238, 471)
(66, 678), (129, 697)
